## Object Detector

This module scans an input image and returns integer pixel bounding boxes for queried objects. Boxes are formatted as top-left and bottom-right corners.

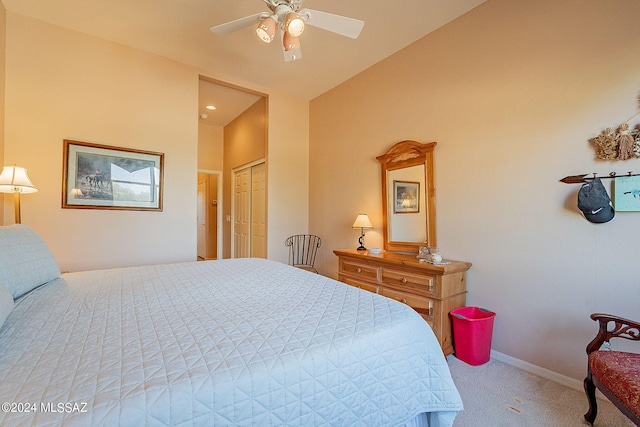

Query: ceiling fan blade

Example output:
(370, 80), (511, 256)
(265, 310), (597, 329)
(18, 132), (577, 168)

(302, 8), (364, 39)
(210, 12), (268, 35)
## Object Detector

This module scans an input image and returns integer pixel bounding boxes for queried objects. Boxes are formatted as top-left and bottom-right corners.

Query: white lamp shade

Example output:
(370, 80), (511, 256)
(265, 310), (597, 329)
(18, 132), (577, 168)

(282, 31), (300, 51)
(256, 16), (277, 43)
(352, 214), (373, 229)
(0, 165), (38, 194)
(285, 12), (305, 37)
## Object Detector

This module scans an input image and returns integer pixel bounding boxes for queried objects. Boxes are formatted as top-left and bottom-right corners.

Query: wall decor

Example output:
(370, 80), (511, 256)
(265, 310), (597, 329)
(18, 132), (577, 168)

(589, 93), (640, 160)
(393, 180), (420, 213)
(62, 140), (164, 211)
(613, 175), (640, 212)
(589, 122), (640, 161)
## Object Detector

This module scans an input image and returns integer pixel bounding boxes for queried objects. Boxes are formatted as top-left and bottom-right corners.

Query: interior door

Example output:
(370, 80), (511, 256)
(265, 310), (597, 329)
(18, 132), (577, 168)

(197, 178), (207, 259)
(234, 168), (250, 258)
(251, 162), (267, 258)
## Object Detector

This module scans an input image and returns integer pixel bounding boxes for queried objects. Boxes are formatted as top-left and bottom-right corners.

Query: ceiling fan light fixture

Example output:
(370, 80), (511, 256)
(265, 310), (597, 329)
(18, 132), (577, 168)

(282, 31), (300, 51)
(284, 12), (305, 37)
(256, 16), (277, 43)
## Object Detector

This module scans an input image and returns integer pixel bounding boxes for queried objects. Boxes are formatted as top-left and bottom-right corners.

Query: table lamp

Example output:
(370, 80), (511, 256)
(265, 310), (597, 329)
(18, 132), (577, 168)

(352, 213), (373, 251)
(0, 165), (39, 224)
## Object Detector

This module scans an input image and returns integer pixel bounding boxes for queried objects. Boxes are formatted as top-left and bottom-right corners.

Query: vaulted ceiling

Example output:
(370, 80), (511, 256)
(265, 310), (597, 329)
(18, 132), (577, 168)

(3, 0), (485, 99)
(2, 0), (485, 125)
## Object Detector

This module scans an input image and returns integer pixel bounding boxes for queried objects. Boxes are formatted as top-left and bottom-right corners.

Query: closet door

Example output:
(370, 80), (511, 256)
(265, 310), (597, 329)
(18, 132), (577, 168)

(233, 168), (250, 258)
(250, 162), (267, 258)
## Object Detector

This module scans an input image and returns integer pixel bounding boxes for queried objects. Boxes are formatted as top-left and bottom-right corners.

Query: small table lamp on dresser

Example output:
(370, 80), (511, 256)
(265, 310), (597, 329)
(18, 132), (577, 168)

(352, 213), (373, 251)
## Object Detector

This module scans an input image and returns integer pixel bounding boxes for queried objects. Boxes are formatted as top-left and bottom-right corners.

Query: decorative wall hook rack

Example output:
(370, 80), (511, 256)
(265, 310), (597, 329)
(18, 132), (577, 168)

(560, 171), (638, 184)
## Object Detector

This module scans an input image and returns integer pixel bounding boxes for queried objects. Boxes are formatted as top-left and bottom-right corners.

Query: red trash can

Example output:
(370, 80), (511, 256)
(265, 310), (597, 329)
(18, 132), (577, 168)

(450, 306), (496, 365)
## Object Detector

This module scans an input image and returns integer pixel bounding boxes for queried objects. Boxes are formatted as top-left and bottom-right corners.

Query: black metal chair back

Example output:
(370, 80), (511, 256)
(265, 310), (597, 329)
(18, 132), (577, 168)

(285, 234), (321, 273)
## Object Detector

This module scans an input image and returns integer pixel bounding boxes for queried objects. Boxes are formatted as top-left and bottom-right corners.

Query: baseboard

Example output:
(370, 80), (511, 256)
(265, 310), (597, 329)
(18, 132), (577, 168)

(490, 350), (607, 401)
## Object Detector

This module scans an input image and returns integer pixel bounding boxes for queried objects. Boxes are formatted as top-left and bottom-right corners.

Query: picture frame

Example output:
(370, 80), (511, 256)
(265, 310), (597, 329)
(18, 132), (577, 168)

(393, 180), (420, 213)
(62, 140), (164, 211)
(613, 175), (640, 212)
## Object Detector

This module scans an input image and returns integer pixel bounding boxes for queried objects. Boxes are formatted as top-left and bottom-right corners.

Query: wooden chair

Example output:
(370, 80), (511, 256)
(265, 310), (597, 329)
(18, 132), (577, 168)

(584, 313), (640, 426)
(285, 234), (321, 273)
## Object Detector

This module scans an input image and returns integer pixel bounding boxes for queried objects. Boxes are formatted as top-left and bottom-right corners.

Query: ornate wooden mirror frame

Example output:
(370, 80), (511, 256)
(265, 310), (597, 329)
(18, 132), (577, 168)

(377, 140), (437, 253)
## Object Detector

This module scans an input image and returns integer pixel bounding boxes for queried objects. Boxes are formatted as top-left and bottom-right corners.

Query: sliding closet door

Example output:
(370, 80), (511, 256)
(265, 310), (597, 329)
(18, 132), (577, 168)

(233, 168), (250, 258)
(232, 162), (267, 259)
(250, 162), (267, 258)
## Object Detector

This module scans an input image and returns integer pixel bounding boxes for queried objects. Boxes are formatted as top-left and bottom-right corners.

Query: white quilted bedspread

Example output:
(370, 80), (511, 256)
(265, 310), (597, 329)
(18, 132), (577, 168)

(0, 258), (462, 426)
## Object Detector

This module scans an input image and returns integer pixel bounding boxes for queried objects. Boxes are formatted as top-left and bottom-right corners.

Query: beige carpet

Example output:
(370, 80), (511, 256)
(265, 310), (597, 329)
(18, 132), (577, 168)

(447, 355), (634, 427)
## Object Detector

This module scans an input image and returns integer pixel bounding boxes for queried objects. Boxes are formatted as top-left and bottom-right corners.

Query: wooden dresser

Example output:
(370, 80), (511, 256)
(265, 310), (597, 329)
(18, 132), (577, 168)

(333, 248), (471, 356)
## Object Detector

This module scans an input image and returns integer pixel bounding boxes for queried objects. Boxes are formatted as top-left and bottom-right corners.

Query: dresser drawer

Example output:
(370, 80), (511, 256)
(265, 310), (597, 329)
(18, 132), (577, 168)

(381, 268), (435, 295)
(334, 249), (470, 357)
(343, 278), (379, 294)
(381, 287), (433, 318)
(340, 259), (380, 282)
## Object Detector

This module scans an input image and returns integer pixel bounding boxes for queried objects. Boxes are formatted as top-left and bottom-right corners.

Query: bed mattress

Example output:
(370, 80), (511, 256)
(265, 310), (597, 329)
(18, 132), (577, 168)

(0, 258), (462, 426)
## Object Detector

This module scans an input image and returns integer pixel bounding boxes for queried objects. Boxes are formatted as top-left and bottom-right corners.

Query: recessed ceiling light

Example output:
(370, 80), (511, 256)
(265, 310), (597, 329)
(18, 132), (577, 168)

(206, 105), (217, 110)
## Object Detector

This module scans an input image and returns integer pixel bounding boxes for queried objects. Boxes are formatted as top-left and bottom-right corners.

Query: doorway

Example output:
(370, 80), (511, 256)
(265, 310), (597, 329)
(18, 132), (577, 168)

(197, 171), (222, 260)
(232, 161), (266, 258)
(198, 76), (268, 260)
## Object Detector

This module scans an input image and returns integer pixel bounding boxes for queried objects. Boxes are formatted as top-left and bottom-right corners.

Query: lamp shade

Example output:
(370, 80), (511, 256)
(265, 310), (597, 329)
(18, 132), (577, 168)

(352, 214), (373, 229)
(282, 31), (300, 51)
(284, 12), (305, 37)
(256, 16), (277, 43)
(0, 165), (38, 194)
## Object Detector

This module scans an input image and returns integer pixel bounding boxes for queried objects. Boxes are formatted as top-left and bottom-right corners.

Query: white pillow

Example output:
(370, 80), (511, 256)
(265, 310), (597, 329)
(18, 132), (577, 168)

(0, 225), (61, 298)
(0, 284), (13, 329)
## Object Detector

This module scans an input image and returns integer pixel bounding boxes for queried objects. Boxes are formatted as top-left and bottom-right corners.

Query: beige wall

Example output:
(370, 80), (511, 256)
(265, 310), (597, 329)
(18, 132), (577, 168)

(267, 92), (309, 261)
(4, 13), (198, 272)
(0, 3), (5, 224)
(198, 122), (223, 171)
(3, 13), (309, 270)
(309, 0), (640, 381)
(222, 97), (267, 258)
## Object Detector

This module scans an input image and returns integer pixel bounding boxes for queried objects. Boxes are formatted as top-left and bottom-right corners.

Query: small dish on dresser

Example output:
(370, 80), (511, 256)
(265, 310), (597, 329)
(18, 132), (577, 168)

(368, 248), (382, 254)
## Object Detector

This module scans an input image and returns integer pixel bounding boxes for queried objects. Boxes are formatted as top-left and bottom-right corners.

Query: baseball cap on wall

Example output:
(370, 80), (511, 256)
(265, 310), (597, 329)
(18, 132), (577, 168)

(577, 178), (615, 224)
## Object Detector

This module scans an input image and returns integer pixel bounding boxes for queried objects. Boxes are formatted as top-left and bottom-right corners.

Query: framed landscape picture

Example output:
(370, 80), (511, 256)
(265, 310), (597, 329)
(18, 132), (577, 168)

(62, 140), (164, 211)
(393, 180), (420, 213)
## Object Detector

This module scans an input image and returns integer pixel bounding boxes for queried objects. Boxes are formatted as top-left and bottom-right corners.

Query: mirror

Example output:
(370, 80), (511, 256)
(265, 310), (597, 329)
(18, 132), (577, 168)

(377, 140), (436, 253)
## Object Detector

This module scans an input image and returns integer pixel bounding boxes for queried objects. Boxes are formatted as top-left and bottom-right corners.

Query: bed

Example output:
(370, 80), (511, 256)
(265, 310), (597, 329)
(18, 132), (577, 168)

(0, 225), (463, 426)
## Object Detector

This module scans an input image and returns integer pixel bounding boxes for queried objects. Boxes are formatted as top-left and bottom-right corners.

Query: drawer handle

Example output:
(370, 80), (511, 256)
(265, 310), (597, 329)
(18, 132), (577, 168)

(356, 267), (362, 273)
(401, 277), (408, 284)
(394, 297), (408, 304)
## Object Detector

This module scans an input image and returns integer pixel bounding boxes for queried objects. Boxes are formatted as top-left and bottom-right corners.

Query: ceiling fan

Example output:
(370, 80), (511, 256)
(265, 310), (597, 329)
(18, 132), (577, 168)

(210, 0), (365, 62)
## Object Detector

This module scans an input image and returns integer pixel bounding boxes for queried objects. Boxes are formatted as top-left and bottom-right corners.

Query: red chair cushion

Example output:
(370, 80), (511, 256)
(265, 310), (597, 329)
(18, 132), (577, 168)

(590, 350), (640, 416)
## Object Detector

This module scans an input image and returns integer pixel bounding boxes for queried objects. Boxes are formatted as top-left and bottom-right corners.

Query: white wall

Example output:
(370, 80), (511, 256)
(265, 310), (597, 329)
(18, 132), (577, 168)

(309, 0), (640, 381)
